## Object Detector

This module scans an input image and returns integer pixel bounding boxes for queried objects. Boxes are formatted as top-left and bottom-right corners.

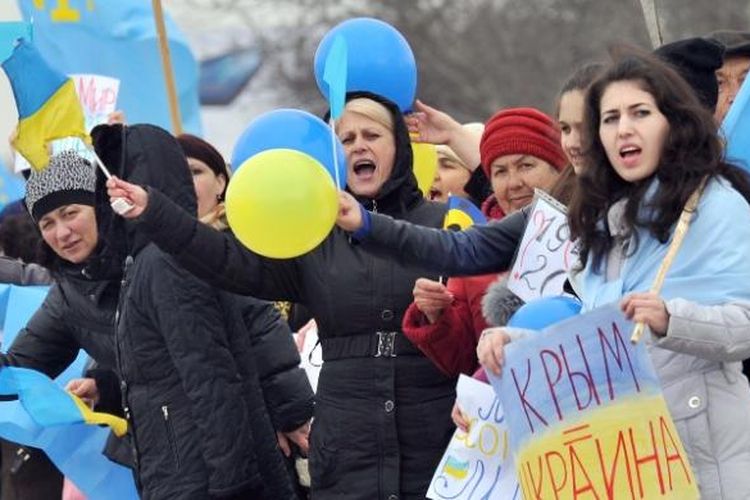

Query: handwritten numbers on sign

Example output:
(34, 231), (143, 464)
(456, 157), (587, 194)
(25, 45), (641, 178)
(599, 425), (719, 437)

(508, 191), (576, 302)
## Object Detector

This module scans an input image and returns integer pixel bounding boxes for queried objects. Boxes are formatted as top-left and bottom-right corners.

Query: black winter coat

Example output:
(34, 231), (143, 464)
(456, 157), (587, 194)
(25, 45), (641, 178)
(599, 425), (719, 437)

(133, 93), (458, 499)
(3, 256), (121, 416)
(93, 124), (304, 499)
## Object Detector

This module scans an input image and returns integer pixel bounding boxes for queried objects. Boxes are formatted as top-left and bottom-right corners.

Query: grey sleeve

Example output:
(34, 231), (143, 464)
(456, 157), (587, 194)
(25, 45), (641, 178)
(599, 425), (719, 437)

(656, 299), (750, 362)
(0, 257), (53, 286)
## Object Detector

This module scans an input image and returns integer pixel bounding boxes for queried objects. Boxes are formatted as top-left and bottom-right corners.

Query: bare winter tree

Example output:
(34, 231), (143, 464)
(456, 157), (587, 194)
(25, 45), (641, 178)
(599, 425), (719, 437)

(179, 0), (749, 123)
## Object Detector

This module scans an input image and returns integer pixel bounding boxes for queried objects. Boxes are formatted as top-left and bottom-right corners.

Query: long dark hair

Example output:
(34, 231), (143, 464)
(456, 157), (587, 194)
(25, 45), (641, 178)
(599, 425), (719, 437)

(568, 47), (750, 272)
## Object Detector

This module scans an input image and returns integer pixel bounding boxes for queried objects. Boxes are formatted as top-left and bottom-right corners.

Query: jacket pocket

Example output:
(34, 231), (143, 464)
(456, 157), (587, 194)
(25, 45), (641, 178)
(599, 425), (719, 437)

(308, 410), (339, 490)
(663, 372), (710, 487)
(161, 405), (181, 471)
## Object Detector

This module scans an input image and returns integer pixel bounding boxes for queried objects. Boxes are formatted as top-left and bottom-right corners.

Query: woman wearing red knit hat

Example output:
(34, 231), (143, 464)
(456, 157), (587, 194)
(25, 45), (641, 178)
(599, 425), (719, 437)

(400, 107), (567, 379)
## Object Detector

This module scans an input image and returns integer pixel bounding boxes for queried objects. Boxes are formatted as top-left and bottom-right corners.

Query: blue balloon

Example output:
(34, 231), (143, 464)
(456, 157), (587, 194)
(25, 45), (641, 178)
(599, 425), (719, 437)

(508, 296), (582, 331)
(231, 109), (347, 189)
(314, 18), (417, 113)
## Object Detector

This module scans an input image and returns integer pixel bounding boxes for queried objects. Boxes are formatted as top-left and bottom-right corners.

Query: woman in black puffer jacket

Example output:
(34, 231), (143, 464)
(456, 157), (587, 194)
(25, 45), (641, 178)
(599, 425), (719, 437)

(88, 124), (308, 499)
(106, 93), (458, 499)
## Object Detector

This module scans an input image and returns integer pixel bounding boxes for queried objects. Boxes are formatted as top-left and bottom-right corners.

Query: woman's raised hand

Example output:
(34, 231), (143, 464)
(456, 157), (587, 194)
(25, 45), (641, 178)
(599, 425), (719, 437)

(405, 100), (463, 145)
(106, 177), (148, 219)
(336, 190), (363, 232)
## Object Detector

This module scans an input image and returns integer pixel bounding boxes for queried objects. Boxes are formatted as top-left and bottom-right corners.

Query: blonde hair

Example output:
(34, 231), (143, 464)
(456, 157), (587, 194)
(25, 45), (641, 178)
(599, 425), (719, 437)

(340, 98), (394, 133)
(436, 145), (467, 170)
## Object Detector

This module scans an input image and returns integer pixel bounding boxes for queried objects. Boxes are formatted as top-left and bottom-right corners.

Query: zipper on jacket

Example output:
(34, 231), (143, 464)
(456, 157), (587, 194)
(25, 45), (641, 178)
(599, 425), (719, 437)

(161, 405), (181, 469)
(372, 200), (378, 213)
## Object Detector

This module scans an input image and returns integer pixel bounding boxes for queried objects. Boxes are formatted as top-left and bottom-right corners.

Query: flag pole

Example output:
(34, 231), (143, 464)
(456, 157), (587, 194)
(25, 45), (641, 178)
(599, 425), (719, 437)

(151, 0), (183, 135)
(328, 117), (341, 190)
(639, 0), (664, 48)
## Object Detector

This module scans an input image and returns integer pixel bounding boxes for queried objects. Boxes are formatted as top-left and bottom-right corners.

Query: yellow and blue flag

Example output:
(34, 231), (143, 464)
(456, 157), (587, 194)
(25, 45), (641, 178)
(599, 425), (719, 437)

(0, 285), (134, 497)
(0, 385), (137, 500)
(443, 195), (487, 231)
(0, 366), (126, 436)
(2, 39), (90, 170)
(17, 0), (202, 135)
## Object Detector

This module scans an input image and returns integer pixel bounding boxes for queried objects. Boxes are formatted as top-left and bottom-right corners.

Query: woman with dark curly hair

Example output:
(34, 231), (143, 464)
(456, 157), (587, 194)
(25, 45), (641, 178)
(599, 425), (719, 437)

(491, 49), (750, 498)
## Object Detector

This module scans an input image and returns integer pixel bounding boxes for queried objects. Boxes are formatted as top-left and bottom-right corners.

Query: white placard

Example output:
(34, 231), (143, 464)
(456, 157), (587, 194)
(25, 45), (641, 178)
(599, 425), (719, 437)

(70, 74), (120, 131)
(507, 190), (576, 302)
(427, 375), (520, 500)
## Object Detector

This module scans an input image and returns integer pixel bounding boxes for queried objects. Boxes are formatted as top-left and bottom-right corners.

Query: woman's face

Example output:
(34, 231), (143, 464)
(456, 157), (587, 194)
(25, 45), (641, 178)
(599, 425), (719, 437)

(189, 157), (226, 218)
(489, 154), (560, 214)
(428, 156), (471, 202)
(599, 80), (670, 183)
(38, 204), (98, 264)
(558, 89), (586, 174)
(338, 111), (396, 198)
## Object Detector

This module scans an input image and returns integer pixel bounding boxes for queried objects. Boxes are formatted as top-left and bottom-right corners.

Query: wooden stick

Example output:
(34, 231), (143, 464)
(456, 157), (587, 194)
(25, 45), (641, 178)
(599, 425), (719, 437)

(151, 0), (183, 135)
(639, 0), (664, 49)
(630, 177), (708, 343)
(328, 117), (341, 190)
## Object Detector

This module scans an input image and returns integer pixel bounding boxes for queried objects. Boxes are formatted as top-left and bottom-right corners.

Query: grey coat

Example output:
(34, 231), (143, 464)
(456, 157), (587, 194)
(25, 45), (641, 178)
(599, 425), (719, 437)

(652, 299), (750, 499)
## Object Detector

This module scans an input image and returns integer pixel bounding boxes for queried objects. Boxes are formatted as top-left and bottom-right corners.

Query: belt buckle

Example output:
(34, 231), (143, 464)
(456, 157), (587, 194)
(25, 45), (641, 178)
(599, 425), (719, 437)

(375, 331), (397, 358)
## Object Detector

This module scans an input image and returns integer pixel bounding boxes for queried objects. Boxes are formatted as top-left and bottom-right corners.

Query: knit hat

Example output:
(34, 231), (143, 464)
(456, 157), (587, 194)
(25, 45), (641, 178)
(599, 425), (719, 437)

(24, 150), (96, 222)
(655, 37), (724, 111)
(479, 108), (566, 177)
(176, 133), (229, 179)
(707, 30), (750, 58)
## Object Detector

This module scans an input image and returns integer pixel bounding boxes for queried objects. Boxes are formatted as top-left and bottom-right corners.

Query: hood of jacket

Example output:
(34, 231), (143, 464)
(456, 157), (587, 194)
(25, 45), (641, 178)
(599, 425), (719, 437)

(481, 275), (525, 327)
(92, 123), (196, 258)
(333, 91), (424, 217)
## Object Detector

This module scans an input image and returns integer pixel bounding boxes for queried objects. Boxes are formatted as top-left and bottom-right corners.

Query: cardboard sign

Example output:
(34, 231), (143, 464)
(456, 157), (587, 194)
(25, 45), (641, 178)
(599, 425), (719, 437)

(70, 74), (120, 131)
(507, 191), (576, 302)
(490, 304), (699, 499)
(427, 375), (520, 500)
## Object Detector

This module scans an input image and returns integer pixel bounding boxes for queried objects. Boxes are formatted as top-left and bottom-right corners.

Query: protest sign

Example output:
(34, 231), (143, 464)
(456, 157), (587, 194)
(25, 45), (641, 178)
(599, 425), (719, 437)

(507, 190), (576, 302)
(427, 375), (520, 500)
(70, 74), (121, 131)
(490, 304), (698, 499)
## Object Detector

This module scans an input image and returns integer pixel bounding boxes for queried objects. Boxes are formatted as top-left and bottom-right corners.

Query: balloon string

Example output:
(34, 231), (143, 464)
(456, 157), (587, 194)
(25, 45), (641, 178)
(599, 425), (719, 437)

(329, 116), (341, 190)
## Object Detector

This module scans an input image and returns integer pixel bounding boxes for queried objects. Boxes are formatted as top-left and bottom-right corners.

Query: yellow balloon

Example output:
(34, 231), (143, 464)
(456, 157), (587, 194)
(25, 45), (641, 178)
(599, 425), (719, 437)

(225, 148), (338, 258)
(410, 134), (438, 196)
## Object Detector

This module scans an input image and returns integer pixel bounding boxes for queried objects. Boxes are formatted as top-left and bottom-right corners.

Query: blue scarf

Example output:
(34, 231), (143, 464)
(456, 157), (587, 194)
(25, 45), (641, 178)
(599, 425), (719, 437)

(579, 177), (750, 310)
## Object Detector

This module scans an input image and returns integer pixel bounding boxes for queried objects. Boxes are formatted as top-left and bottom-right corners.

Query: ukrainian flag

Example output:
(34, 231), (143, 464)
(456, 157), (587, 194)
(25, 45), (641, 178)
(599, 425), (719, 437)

(442, 455), (470, 480)
(1, 39), (90, 171)
(0, 367), (134, 498)
(0, 366), (126, 437)
(443, 195), (487, 231)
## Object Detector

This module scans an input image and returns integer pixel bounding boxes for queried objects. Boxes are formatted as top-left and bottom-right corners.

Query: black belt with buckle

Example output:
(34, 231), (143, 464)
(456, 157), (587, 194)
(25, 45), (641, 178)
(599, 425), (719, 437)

(320, 331), (420, 361)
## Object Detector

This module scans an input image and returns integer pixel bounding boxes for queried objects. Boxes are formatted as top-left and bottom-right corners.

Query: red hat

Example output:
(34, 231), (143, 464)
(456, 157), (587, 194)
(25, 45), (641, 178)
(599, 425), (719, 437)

(479, 107), (567, 177)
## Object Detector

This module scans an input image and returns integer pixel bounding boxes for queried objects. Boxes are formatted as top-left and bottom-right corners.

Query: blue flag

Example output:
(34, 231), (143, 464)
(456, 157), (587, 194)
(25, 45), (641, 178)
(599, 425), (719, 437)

(0, 21), (32, 62)
(17, 0), (202, 134)
(0, 399), (137, 500)
(721, 69), (750, 173)
(322, 35), (348, 120)
(0, 157), (25, 209)
(0, 285), (88, 388)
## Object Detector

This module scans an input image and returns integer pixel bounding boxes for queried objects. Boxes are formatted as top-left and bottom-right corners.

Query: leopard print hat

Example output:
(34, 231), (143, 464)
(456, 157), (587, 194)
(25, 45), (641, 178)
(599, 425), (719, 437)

(24, 150), (96, 222)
